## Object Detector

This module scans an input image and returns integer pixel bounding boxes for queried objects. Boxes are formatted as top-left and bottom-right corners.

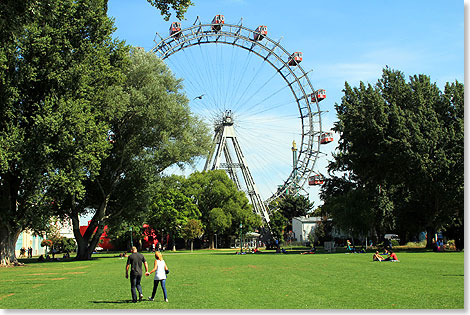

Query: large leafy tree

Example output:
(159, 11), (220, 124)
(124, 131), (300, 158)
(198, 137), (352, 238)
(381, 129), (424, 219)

(58, 48), (211, 259)
(0, 0), (126, 265)
(323, 68), (464, 246)
(0, 0), (196, 265)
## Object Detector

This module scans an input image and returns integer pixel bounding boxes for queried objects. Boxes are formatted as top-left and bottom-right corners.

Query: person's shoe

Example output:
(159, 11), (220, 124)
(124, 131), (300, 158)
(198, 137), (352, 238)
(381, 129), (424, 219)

(132, 300), (137, 303)
(139, 294), (143, 301)
(148, 297), (154, 301)
(165, 298), (169, 302)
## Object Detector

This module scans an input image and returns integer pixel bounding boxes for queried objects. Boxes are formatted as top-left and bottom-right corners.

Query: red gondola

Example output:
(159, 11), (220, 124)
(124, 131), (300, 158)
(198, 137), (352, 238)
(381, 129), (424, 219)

(253, 25), (267, 41)
(308, 174), (325, 185)
(288, 52), (302, 66)
(211, 15), (224, 31)
(169, 22), (181, 38)
(320, 132), (333, 144)
(311, 89), (326, 102)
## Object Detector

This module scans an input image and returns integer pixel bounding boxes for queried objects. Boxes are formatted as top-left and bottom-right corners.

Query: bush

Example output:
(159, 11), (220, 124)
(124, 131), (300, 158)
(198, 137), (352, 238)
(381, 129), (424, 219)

(391, 240), (400, 247)
(405, 240), (426, 248)
(58, 237), (76, 253)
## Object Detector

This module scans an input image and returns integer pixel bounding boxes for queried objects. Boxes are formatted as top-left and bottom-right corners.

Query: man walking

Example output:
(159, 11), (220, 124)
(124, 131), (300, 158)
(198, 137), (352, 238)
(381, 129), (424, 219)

(125, 246), (149, 303)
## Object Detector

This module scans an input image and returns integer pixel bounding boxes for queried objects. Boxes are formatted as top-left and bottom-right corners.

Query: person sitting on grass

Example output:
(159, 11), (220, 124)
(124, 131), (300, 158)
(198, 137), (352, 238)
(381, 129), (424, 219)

(384, 250), (399, 261)
(373, 251), (383, 261)
(301, 247), (316, 255)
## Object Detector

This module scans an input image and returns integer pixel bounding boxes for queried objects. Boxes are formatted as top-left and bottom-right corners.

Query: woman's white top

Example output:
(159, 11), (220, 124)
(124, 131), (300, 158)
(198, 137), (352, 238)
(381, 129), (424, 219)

(154, 259), (166, 280)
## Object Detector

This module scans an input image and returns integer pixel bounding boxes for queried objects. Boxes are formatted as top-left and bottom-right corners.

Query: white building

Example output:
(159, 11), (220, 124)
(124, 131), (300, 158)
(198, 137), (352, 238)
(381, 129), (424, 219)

(292, 216), (322, 244)
(15, 230), (46, 257)
(15, 217), (75, 258)
(51, 218), (74, 239)
(292, 215), (350, 247)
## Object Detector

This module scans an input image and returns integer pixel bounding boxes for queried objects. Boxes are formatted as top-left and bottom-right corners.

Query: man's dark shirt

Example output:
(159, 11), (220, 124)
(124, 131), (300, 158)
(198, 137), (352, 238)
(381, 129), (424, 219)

(127, 252), (146, 276)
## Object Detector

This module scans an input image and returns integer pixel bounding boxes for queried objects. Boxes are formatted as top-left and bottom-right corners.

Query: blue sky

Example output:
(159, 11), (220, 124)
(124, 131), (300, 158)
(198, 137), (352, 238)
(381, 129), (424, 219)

(102, 0), (464, 215)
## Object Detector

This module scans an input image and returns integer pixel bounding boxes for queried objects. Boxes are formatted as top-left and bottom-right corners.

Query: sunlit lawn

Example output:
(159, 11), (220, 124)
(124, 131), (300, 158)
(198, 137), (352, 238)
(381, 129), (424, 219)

(0, 248), (464, 309)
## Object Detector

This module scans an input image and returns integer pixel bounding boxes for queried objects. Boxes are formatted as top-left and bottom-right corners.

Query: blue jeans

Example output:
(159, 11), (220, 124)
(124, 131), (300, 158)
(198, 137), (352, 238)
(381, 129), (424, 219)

(130, 274), (143, 302)
(151, 279), (167, 300)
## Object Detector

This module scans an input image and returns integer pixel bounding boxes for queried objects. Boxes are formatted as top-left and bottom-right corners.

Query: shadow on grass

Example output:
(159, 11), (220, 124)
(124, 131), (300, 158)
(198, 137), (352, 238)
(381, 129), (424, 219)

(91, 300), (137, 304)
(17, 253), (124, 265)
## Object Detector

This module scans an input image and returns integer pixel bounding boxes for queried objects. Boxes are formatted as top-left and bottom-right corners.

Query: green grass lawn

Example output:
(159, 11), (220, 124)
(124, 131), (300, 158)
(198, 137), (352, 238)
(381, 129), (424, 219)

(0, 248), (464, 309)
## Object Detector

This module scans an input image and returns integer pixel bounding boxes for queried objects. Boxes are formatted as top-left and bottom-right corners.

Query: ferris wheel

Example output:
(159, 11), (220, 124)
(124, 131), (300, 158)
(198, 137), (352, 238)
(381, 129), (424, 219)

(151, 15), (330, 223)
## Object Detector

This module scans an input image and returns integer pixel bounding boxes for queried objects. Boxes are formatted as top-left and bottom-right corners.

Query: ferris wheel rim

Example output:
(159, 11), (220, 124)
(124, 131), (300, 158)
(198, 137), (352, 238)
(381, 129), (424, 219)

(150, 19), (323, 204)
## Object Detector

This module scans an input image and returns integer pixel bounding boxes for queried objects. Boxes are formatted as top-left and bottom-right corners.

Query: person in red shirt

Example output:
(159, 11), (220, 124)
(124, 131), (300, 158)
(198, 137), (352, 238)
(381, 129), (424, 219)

(384, 250), (398, 261)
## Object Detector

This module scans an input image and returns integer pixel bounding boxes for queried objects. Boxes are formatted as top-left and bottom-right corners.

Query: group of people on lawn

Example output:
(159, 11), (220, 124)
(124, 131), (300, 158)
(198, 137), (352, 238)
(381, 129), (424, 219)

(373, 249), (399, 262)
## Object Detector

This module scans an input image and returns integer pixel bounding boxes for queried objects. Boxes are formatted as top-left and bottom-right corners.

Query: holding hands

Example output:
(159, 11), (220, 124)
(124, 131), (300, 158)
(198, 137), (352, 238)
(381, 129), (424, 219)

(145, 271), (150, 276)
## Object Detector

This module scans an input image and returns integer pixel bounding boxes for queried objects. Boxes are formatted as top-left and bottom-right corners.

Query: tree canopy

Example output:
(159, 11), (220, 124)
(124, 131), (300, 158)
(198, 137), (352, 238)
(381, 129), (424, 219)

(184, 170), (262, 247)
(0, 0), (126, 265)
(62, 48), (211, 259)
(321, 68), (464, 246)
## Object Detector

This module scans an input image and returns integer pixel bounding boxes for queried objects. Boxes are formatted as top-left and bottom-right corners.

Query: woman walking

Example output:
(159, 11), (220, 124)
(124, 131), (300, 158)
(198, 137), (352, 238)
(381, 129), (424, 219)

(146, 251), (169, 302)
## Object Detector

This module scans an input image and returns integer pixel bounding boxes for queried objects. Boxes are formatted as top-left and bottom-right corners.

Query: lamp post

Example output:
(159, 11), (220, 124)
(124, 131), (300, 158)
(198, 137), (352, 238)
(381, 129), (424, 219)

(239, 223), (243, 253)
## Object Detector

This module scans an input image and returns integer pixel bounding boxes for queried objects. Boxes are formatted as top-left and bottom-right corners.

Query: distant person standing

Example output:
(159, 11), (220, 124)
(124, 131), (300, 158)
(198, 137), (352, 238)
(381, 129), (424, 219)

(146, 251), (169, 302)
(125, 246), (149, 303)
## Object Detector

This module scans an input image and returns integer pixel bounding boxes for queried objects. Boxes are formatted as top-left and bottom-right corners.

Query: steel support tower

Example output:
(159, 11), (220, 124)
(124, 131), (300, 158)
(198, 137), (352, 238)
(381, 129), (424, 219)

(204, 110), (271, 225)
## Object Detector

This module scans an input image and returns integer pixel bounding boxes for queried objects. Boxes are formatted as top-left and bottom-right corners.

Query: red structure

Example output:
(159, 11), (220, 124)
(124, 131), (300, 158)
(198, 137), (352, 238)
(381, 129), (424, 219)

(142, 224), (159, 250)
(79, 222), (165, 251)
(80, 221), (114, 250)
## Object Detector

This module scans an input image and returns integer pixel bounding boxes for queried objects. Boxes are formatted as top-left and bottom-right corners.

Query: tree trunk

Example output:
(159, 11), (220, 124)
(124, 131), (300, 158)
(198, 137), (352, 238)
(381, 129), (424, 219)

(426, 226), (436, 249)
(210, 234), (214, 249)
(0, 223), (21, 265)
(71, 208), (106, 260)
(190, 240), (193, 252)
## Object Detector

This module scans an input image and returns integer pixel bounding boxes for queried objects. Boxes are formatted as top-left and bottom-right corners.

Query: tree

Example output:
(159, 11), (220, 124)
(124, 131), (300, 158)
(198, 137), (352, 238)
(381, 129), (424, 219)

(0, 0), (126, 265)
(0, 0), (200, 265)
(268, 210), (288, 243)
(59, 47), (211, 259)
(148, 189), (200, 251)
(278, 194), (313, 219)
(323, 68), (464, 246)
(146, 0), (193, 21)
(181, 219), (204, 252)
(184, 170), (262, 248)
